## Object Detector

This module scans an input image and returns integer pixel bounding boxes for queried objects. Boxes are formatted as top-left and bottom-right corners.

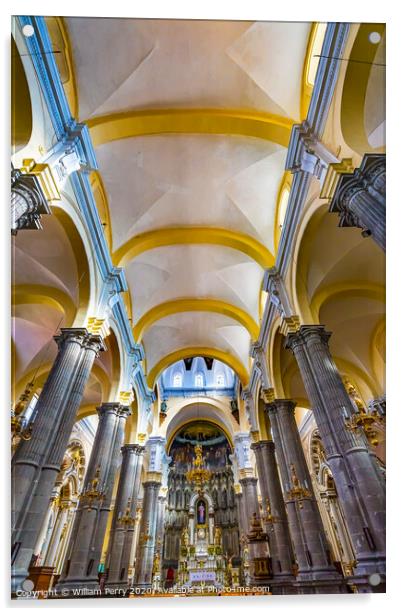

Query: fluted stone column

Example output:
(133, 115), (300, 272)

(330, 153), (385, 251)
(133, 474), (162, 587)
(239, 475), (260, 533)
(155, 493), (166, 549)
(11, 167), (50, 232)
(11, 328), (104, 592)
(234, 487), (248, 541)
(57, 403), (130, 592)
(267, 399), (343, 593)
(106, 444), (144, 588)
(286, 326), (386, 582)
(251, 440), (294, 587)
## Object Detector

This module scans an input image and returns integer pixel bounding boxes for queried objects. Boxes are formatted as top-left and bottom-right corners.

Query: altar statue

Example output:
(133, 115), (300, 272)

(181, 526), (189, 546)
(197, 500), (206, 524)
(214, 526), (222, 545)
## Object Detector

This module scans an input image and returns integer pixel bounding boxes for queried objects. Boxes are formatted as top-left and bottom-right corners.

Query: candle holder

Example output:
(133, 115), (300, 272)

(80, 465), (105, 510)
(119, 498), (136, 528)
(286, 464), (311, 508)
(11, 381), (34, 446)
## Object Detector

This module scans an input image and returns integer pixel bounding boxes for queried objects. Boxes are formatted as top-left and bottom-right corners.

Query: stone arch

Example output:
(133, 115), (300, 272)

(340, 23), (386, 155)
(189, 490), (214, 514)
(164, 401), (236, 451)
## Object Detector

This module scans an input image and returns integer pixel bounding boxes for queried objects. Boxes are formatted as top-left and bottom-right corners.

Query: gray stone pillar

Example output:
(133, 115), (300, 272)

(133, 474), (162, 588)
(234, 488), (248, 542)
(329, 153), (385, 251)
(57, 403), (130, 592)
(11, 167), (50, 232)
(286, 325), (386, 582)
(251, 440), (295, 587)
(106, 444), (144, 589)
(11, 328), (104, 592)
(267, 399), (343, 593)
(239, 475), (259, 533)
(155, 493), (166, 550)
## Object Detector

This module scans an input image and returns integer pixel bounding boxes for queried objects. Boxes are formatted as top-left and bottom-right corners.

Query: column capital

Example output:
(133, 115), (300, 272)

(144, 471), (163, 485)
(54, 327), (106, 354)
(250, 439), (275, 453)
(330, 154), (385, 221)
(121, 443), (145, 456)
(285, 324), (331, 352)
(239, 472), (258, 485)
(265, 398), (296, 417)
(329, 153), (386, 242)
(97, 402), (131, 419)
(11, 166), (52, 232)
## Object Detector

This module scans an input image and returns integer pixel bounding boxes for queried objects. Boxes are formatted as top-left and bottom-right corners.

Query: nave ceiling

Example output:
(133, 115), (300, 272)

(11, 17), (385, 415)
(62, 17), (312, 385)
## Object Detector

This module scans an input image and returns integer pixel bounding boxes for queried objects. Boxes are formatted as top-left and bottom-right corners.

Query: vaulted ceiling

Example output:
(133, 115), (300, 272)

(64, 17), (314, 385)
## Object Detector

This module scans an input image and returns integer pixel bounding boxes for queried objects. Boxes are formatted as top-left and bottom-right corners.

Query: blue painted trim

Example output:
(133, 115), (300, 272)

(17, 17), (98, 170)
(111, 300), (143, 360)
(69, 172), (112, 280)
(16, 16), (154, 399)
(17, 16), (73, 138)
(307, 22), (350, 137)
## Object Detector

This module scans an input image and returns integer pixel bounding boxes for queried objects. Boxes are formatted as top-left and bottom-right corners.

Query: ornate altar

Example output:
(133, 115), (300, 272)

(177, 490), (225, 588)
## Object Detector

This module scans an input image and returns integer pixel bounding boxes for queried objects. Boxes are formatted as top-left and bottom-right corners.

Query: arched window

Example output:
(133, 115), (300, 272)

(173, 372), (183, 388)
(195, 373), (204, 388)
(216, 373), (225, 387)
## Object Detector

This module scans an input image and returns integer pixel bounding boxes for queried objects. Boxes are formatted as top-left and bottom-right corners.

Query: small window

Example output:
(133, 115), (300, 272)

(216, 373), (225, 387)
(195, 373), (204, 387)
(173, 373), (183, 388)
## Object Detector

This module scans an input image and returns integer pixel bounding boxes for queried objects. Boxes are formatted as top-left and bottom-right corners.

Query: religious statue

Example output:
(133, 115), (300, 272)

(60, 523), (68, 540)
(197, 499), (206, 524)
(152, 550), (160, 575)
(214, 525), (222, 545)
(290, 463), (301, 489)
(181, 526), (189, 547)
(344, 378), (366, 414)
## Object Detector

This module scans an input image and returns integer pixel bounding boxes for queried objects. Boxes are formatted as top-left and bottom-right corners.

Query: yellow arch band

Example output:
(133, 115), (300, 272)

(147, 347), (249, 388)
(12, 284), (77, 326)
(86, 108), (294, 147)
(113, 227), (274, 268)
(134, 298), (259, 342)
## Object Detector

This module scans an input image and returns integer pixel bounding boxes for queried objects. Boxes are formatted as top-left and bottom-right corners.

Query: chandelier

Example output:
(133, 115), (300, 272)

(186, 444), (211, 488)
